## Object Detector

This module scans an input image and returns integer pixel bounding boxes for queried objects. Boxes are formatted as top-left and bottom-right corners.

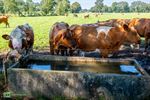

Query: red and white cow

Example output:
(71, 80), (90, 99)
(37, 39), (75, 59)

(2, 23), (34, 54)
(129, 18), (150, 51)
(49, 22), (76, 56)
(56, 24), (141, 57)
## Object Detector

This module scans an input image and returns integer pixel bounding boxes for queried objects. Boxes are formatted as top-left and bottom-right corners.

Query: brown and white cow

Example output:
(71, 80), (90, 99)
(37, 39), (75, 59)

(129, 18), (150, 51)
(57, 24), (141, 58)
(49, 22), (76, 56)
(97, 19), (140, 49)
(2, 23), (34, 54)
(0, 15), (10, 28)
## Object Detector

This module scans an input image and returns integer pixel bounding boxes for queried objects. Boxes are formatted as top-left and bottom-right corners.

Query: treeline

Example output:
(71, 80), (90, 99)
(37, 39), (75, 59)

(90, 0), (150, 13)
(0, 0), (149, 17)
(0, 0), (81, 16)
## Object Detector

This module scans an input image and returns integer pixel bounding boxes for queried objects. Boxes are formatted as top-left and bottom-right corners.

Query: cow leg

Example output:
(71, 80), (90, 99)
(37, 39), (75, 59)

(55, 49), (59, 55)
(69, 49), (74, 56)
(145, 38), (148, 52)
(77, 49), (80, 56)
(6, 22), (10, 28)
(50, 42), (54, 55)
(101, 49), (108, 58)
(61, 50), (65, 56)
(50, 49), (54, 55)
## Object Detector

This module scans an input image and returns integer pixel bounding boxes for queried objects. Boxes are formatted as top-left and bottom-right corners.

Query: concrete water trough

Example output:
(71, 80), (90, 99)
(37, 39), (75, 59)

(5, 54), (150, 99)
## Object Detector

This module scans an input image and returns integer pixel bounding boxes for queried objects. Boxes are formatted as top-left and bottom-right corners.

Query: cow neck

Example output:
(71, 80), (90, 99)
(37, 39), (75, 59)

(73, 33), (81, 46)
(121, 31), (127, 44)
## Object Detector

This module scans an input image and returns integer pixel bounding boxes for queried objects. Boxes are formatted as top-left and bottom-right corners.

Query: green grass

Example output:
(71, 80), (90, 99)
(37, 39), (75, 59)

(0, 13), (150, 52)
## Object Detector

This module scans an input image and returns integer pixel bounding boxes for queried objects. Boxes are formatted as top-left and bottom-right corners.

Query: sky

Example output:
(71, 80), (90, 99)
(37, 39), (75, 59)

(33, 0), (150, 9)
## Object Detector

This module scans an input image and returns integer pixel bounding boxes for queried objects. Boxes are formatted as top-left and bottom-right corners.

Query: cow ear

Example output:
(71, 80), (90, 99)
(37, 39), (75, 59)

(54, 29), (66, 45)
(61, 29), (69, 39)
(70, 25), (77, 31)
(123, 24), (130, 31)
(70, 25), (82, 34)
(2, 34), (10, 40)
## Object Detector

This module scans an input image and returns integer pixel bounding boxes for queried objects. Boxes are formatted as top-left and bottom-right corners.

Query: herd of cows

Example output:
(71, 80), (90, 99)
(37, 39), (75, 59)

(1, 16), (150, 58)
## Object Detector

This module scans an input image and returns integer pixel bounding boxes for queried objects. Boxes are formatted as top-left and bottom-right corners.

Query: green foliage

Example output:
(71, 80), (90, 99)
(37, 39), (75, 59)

(90, 0), (150, 13)
(71, 2), (81, 13)
(55, 0), (70, 15)
(130, 1), (150, 12)
(95, 0), (104, 12)
(0, 0), (150, 16)
(111, 1), (129, 13)
(0, 0), (4, 14)
(4, 0), (18, 14)
(40, 0), (55, 15)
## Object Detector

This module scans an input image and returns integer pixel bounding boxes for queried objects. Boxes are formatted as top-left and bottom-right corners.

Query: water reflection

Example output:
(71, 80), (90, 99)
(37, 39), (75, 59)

(26, 61), (142, 76)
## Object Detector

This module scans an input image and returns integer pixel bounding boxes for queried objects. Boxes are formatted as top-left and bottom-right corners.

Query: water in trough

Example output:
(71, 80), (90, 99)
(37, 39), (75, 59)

(25, 60), (142, 76)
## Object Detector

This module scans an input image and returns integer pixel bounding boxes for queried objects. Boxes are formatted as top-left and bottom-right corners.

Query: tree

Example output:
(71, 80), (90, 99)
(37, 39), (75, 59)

(3, 0), (23, 15)
(90, 0), (103, 13)
(95, 0), (104, 13)
(118, 1), (129, 12)
(130, 1), (149, 12)
(71, 2), (81, 13)
(0, 0), (4, 14)
(90, 6), (97, 12)
(24, 0), (34, 16)
(111, 2), (117, 12)
(55, 0), (70, 15)
(16, 0), (26, 16)
(111, 1), (129, 13)
(101, 5), (108, 12)
(40, 0), (55, 15)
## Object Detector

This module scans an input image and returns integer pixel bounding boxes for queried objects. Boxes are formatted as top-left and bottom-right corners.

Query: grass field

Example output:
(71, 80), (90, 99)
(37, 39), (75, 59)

(0, 13), (150, 53)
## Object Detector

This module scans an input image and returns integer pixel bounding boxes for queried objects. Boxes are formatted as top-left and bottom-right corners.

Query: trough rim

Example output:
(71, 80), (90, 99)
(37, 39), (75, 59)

(7, 54), (149, 76)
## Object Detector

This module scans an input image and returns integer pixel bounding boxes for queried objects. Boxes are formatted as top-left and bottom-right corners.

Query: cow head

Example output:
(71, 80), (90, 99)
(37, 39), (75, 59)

(69, 25), (82, 38)
(53, 29), (76, 49)
(2, 27), (28, 51)
(120, 24), (141, 44)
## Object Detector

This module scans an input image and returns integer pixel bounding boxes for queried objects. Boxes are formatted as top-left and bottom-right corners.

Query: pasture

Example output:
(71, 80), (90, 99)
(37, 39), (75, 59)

(0, 13), (150, 52)
(0, 13), (150, 99)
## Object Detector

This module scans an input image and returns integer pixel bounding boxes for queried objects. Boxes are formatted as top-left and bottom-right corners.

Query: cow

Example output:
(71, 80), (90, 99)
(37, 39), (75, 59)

(129, 18), (150, 51)
(97, 19), (139, 50)
(56, 24), (141, 58)
(98, 19), (131, 27)
(95, 14), (99, 17)
(49, 22), (76, 56)
(84, 14), (89, 19)
(64, 13), (68, 16)
(0, 15), (10, 28)
(2, 23), (34, 54)
(73, 14), (78, 17)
